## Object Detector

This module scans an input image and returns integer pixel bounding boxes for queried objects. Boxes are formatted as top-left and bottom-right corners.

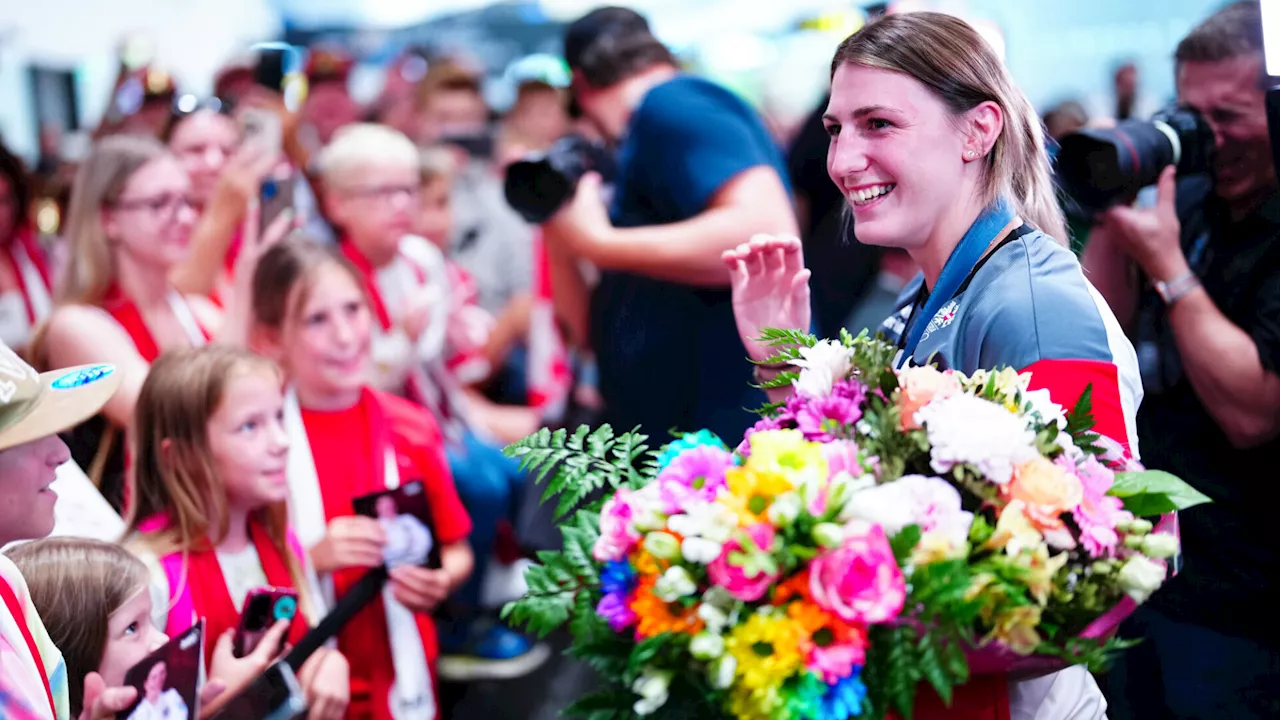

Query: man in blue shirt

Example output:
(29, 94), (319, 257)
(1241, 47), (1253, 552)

(544, 7), (798, 443)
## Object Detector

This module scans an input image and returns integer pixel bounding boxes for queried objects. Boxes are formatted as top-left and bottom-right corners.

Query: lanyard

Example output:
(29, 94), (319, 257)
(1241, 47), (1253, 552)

(896, 199), (1015, 366)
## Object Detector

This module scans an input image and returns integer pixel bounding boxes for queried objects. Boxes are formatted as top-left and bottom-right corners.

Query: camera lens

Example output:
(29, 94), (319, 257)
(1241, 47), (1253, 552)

(504, 135), (595, 224)
(1054, 105), (1214, 215)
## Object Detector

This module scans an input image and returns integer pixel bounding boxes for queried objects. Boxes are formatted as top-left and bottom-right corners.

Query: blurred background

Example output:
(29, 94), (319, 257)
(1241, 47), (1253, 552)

(0, 0), (1226, 164)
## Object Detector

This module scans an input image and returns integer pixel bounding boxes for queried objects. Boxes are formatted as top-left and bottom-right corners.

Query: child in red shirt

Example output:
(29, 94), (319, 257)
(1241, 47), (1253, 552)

(250, 237), (474, 720)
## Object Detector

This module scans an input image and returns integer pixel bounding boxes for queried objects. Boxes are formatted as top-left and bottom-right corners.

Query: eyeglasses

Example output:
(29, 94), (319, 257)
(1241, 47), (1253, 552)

(345, 184), (421, 203)
(108, 193), (197, 219)
(171, 94), (232, 117)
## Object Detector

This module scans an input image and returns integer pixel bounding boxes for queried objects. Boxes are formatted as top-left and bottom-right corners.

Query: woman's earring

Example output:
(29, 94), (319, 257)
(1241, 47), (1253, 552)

(965, 150), (978, 160)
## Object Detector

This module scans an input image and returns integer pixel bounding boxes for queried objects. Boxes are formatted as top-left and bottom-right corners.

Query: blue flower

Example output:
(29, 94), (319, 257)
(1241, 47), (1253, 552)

(600, 560), (637, 596)
(820, 670), (868, 719)
(656, 430), (729, 470)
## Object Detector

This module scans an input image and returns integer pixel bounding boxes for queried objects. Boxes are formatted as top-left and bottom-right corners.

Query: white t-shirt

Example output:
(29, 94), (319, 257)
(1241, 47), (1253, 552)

(125, 688), (188, 720)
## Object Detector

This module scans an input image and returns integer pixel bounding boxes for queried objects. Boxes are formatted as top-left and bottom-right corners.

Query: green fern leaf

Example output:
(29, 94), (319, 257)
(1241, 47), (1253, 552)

(916, 632), (952, 706)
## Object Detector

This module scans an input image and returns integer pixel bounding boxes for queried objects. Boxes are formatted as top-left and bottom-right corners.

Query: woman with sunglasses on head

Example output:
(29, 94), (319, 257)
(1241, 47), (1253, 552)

(32, 134), (291, 512)
(0, 144), (54, 356)
(162, 97), (281, 302)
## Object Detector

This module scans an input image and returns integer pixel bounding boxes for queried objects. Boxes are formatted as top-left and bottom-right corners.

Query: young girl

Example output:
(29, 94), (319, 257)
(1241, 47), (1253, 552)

(122, 346), (349, 720)
(5, 537), (285, 719)
(250, 237), (474, 719)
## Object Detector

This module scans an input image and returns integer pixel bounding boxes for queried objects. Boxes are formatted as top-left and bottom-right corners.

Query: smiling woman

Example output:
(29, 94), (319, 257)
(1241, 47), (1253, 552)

(727, 10), (1145, 719)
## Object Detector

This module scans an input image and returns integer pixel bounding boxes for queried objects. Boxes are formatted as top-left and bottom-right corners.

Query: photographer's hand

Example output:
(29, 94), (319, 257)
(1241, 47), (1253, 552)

(545, 172), (614, 261)
(1097, 166), (1190, 283)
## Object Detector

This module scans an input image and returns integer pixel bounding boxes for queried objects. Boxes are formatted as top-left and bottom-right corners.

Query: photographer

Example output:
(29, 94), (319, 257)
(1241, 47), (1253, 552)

(1082, 2), (1280, 716)
(545, 7), (798, 442)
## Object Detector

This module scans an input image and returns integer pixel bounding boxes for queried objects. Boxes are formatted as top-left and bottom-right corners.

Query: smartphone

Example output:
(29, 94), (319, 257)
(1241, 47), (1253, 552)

(233, 587), (298, 658)
(116, 619), (204, 720)
(259, 175), (296, 235)
(207, 662), (307, 720)
(252, 42), (307, 113)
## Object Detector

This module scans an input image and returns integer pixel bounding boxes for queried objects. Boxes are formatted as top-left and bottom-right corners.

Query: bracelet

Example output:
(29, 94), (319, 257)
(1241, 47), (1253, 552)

(1153, 271), (1201, 306)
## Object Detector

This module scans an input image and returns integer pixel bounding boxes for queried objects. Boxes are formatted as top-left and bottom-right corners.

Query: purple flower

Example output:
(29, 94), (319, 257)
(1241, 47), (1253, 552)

(597, 591), (637, 632)
(831, 378), (868, 404)
(796, 393), (862, 442)
(656, 445), (736, 506)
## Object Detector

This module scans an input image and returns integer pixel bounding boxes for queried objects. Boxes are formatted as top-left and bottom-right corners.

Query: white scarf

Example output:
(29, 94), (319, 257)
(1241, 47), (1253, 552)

(282, 387), (435, 720)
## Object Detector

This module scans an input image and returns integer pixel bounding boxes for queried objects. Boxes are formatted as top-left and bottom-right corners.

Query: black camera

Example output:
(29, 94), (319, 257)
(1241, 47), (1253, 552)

(1055, 105), (1216, 216)
(504, 134), (615, 224)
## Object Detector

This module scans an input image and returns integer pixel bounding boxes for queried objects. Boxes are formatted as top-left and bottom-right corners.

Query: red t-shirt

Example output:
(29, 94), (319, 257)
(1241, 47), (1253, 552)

(301, 388), (470, 716)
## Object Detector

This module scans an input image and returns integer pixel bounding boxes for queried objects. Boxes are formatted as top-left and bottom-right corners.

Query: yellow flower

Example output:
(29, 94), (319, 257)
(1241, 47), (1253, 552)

(725, 612), (806, 693)
(985, 500), (1046, 557)
(744, 430), (827, 483)
(722, 466), (795, 525)
(727, 683), (784, 720)
(911, 530), (965, 566)
(1005, 458), (1083, 533)
(965, 367), (1029, 410)
(989, 605), (1043, 655)
(1011, 545), (1070, 605)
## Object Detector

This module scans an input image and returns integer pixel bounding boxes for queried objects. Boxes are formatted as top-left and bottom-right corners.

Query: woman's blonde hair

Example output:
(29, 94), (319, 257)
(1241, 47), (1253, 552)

(317, 123), (419, 189)
(5, 538), (150, 717)
(831, 12), (1068, 243)
(123, 345), (314, 620)
(59, 134), (169, 306)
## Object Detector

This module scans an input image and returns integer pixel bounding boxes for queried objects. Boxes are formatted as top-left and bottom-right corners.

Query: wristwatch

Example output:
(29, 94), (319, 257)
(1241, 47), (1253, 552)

(1153, 271), (1201, 306)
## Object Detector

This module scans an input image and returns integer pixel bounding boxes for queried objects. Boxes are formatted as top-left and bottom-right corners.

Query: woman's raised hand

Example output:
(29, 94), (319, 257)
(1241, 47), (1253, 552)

(722, 234), (811, 364)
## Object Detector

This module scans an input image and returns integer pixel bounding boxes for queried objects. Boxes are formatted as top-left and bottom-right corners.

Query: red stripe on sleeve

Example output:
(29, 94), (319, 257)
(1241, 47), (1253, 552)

(1020, 358), (1131, 456)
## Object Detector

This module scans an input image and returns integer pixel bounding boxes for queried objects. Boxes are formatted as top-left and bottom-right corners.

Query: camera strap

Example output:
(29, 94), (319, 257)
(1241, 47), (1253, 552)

(896, 198), (1016, 367)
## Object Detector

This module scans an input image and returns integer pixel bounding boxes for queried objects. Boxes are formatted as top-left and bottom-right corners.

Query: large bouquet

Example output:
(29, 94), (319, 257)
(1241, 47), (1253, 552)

(503, 331), (1209, 719)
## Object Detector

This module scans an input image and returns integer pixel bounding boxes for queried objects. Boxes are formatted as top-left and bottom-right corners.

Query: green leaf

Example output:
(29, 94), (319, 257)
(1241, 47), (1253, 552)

(889, 525), (922, 565)
(563, 687), (636, 720)
(1109, 470), (1212, 512)
(916, 632), (952, 706)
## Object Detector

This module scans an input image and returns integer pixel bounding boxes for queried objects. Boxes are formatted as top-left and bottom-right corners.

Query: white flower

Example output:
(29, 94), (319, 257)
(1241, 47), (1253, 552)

(709, 656), (737, 690)
(1117, 555), (1167, 604)
(1024, 388), (1067, 430)
(667, 501), (736, 544)
(915, 394), (1040, 485)
(631, 489), (668, 532)
(812, 522), (845, 548)
(1142, 533), (1181, 559)
(690, 632), (726, 660)
(654, 566), (698, 602)
(681, 537), (723, 565)
(643, 532), (681, 560)
(767, 492), (802, 527)
(632, 669), (673, 716)
(792, 339), (853, 397)
(843, 474), (974, 551)
(698, 603), (730, 632)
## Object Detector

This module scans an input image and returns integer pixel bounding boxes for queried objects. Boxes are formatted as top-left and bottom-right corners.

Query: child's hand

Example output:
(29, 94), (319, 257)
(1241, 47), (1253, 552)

(310, 516), (387, 574)
(78, 672), (137, 720)
(389, 565), (451, 613)
(200, 621), (292, 718)
(298, 648), (350, 720)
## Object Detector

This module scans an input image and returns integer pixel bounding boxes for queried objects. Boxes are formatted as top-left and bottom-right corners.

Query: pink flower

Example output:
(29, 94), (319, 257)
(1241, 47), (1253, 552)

(656, 445), (735, 507)
(809, 521), (906, 624)
(896, 365), (962, 431)
(795, 394), (863, 443)
(708, 523), (779, 602)
(809, 640), (867, 684)
(593, 488), (642, 561)
(822, 440), (864, 480)
(1062, 454), (1133, 557)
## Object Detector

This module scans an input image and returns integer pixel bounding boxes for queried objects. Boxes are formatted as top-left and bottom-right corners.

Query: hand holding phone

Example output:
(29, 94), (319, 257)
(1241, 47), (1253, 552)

(233, 587), (298, 658)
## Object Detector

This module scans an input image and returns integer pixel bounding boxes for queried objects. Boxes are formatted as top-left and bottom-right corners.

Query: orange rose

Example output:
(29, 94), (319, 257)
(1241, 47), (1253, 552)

(897, 366), (962, 430)
(1004, 457), (1083, 532)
